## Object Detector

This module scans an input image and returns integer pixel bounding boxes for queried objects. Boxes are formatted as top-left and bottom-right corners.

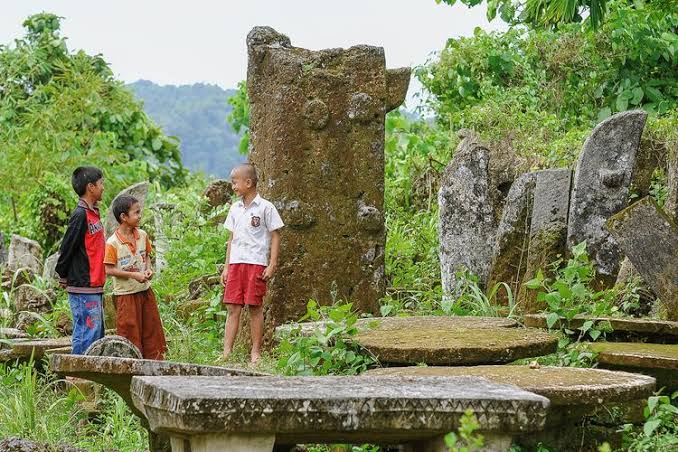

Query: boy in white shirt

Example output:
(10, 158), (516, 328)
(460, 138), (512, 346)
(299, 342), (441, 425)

(221, 163), (284, 363)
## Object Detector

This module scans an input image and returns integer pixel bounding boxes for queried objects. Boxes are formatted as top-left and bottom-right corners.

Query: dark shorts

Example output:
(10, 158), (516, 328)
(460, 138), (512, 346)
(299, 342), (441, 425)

(223, 263), (267, 306)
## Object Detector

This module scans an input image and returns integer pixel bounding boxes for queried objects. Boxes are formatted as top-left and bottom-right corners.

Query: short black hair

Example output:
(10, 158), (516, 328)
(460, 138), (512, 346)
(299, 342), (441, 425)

(71, 166), (103, 196)
(112, 195), (139, 223)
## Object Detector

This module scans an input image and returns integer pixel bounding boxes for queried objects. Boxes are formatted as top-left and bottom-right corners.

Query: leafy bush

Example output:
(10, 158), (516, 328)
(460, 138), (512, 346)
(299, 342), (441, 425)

(623, 392), (678, 451)
(276, 300), (377, 376)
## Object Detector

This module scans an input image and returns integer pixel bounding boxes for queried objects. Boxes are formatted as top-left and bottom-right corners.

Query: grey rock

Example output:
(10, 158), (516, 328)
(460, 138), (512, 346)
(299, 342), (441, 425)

(7, 235), (43, 274)
(42, 252), (60, 282)
(518, 169), (572, 312)
(247, 26), (409, 332)
(2, 337), (72, 360)
(439, 131), (512, 295)
(84, 335), (142, 359)
(0, 328), (28, 339)
(131, 375), (549, 444)
(105, 182), (149, 237)
(567, 110), (647, 285)
(11, 267), (37, 288)
(203, 179), (234, 208)
(0, 231), (6, 265)
(606, 197), (678, 320)
(488, 172), (537, 301)
(13, 284), (55, 313)
(0, 437), (85, 452)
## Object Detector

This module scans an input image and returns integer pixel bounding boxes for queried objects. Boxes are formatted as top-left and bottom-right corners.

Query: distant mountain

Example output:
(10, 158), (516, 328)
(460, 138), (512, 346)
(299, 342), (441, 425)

(128, 80), (244, 178)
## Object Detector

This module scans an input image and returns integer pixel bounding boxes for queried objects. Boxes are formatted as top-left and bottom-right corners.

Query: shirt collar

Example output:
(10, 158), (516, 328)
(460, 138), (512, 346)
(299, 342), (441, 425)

(239, 194), (261, 208)
(115, 228), (140, 245)
(78, 198), (100, 214)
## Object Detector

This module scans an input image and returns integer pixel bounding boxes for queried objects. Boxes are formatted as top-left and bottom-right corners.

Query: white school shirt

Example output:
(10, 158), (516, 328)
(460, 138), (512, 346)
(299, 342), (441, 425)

(224, 194), (284, 266)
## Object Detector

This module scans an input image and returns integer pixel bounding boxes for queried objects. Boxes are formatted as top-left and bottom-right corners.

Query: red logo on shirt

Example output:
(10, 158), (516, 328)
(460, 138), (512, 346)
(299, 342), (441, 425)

(251, 216), (261, 227)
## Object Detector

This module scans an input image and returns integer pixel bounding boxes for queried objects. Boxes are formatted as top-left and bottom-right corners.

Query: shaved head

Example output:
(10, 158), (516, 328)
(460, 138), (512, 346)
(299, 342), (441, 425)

(231, 163), (258, 186)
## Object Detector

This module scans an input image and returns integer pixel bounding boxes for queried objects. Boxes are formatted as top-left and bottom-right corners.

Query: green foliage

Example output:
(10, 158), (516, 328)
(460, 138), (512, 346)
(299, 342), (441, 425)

(276, 300), (377, 376)
(129, 80), (244, 178)
(444, 409), (485, 451)
(421, 0), (678, 168)
(0, 13), (185, 249)
(623, 392), (678, 451)
(227, 80), (250, 156)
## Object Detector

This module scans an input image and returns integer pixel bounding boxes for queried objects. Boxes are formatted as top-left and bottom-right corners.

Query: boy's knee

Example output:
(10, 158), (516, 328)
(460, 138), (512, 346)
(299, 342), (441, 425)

(227, 304), (242, 315)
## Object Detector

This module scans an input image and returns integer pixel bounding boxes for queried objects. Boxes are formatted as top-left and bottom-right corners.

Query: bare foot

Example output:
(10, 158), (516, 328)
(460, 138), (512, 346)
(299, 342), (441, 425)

(250, 353), (260, 364)
(222, 350), (232, 361)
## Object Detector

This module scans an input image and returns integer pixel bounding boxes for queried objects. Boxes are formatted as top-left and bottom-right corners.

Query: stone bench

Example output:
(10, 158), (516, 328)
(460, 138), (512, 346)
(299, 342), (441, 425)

(524, 314), (678, 343)
(365, 365), (655, 450)
(589, 342), (678, 393)
(131, 375), (549, 451)
(0, 336), (71, 362)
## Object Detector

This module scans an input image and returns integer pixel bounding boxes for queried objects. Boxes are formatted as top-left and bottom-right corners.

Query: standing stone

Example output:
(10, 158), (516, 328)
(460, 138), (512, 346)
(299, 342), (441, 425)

(85, 335), (142, 359)
(105, 182), (149, 237)
(13, 284), (56, 314)
(203, 179), (234, 208)
(439, 130), (515, 295)
(7, 234), (43, 274)
(0, 232), (6, 266)
(606, 197), (678, 321)
(518, 169), (572, 312)
(666, 139), (678, 222)
(567, 110), (647, 287)
(487, 172), (537, 303)
(42, 252), (60, 282)
(247, 27), (409, 329)
(150, 203), (176, 275)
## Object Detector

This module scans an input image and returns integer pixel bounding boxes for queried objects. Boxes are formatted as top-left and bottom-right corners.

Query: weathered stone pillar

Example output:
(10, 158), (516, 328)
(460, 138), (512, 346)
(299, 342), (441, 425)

(606, 197), (678, 321)
(246, 27), (409, 328)
(567, 110), (647, 287)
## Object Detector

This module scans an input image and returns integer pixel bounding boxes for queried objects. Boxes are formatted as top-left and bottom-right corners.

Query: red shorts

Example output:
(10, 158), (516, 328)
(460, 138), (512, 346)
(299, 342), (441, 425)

(223, 263), (267, 306)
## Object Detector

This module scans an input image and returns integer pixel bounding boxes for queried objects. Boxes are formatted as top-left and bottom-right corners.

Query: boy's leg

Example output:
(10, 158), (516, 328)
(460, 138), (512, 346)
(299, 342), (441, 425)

(68, 293), (86, 354)
(249, 304), (264, 363)
(77, 293), (105, 354)
(140, 289), (167, 360)
(116, 293), (143, 356)
(223, 304), (242, 359)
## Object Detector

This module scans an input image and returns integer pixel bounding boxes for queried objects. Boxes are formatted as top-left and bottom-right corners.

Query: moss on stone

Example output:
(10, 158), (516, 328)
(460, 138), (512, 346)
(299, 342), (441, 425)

(590, 342), (678, 361)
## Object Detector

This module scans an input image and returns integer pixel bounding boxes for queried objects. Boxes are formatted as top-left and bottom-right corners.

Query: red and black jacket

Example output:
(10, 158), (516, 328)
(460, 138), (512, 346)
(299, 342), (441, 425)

(55, 199), (106, 294)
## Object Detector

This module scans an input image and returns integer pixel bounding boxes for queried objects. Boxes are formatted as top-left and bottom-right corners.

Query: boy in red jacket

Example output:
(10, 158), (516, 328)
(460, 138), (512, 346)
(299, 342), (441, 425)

(55, 167), (106, 354)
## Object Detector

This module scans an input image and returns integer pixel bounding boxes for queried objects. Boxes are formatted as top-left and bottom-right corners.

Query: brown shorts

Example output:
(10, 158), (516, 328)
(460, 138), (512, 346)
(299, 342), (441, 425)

(115, 288), (166, 360)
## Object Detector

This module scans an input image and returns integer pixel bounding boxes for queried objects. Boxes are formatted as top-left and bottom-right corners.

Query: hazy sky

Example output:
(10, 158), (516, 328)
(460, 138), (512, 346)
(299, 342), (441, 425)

(1, 1), (505, 101)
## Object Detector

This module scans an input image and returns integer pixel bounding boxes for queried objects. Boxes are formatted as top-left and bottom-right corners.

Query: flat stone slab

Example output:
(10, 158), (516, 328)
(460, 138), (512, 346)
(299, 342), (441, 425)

(0, 337), (71, 361)
(364, 365), (655, 407)
(50, 354), (267, 420)
(524, 314), (678, 342)
(276, 315), (518, 338)
(0, 328), (29, 339)
(131, 375), (549, 444)
(353, 326), (557, 365)
(589, 342), (678, 392)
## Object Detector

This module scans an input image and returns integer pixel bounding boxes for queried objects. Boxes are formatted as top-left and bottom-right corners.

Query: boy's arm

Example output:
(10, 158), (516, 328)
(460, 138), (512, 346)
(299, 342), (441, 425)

(55, 209), (86, 286)
(221, 236), (232, 286)
(262, 229), (280, 281)
(105, 264), (147, 283)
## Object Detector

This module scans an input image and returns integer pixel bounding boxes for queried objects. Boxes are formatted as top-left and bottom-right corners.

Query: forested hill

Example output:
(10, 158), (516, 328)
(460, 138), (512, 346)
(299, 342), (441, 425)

(128, 80), (244, 178)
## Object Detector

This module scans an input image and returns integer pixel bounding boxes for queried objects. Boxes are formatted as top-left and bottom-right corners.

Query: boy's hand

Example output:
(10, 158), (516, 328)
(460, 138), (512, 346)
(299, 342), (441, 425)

(144, 269), (154, 281)
(221, 267), (229, 286)
(261, 264), (277, 281)
(131, 272), (147, 283)
(58, 279), (67, 289)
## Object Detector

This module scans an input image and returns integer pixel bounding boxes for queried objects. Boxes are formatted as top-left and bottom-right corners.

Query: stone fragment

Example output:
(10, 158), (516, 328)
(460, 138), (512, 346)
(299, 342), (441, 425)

(11, 267), (36, 288)
(149, 202), (176, 274)
(666, 138), (678, 221)
(1, 337), (72, 361)
(105, 182), (149, 237)
(365, 365), (654, 408)
(354, 324), (557, 365)
(13, 284), (55, 314)
(606, 197), (678, 320)
(567, 110), (647, 286)
(0, 231), (6, 266)
(7, 234), (43, 274)
(439, 130), (515, 295)
(0, 328), (29, 339)
(524, 314), (678, 343)
(590, 342), (678, 392)
(246, 27), (409, 330)
(518, 169), (572, 312)
(488, 172), (537, 303)
(131, 375), (549, 447)
(42, 252), (60, 282)
(0, 437), (86, 452)
(203, 179), (234, 208)
(84, 335), (142, 359)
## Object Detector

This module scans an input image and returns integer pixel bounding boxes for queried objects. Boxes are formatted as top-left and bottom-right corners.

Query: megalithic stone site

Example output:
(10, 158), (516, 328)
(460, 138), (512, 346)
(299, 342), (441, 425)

(246, 27), (410, 328)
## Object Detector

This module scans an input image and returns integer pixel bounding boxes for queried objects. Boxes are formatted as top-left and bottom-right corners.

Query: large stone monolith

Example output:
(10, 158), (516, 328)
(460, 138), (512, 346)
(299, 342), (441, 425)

(105, 182), (150, 237)
(518, 169), (572, 312)
(487, 172), (537, 303)
(7, 234), (43, 274)
(439, 130), (515, 296)
(606, 197), (678, 321)
(246, 27), (409, 330)
(567, 110), (647, 286)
